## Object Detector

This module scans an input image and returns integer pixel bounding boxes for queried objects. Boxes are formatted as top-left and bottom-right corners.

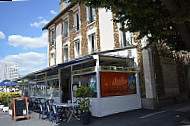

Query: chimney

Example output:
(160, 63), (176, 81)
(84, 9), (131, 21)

(59, 0), (67, 12)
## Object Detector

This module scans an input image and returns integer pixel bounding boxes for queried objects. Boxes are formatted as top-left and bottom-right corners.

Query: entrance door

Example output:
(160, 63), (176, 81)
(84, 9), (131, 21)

(60, 67), (71, 102)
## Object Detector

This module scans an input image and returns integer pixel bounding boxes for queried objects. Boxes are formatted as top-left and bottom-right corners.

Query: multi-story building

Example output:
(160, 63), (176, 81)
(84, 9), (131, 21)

(43, 0), (134, 67)
(0, 62), (19, 82)
(19, 0), (189, 118)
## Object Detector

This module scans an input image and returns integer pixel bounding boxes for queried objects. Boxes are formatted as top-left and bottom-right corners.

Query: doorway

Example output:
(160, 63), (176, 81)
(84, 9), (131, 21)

(60, 67), (71, 102)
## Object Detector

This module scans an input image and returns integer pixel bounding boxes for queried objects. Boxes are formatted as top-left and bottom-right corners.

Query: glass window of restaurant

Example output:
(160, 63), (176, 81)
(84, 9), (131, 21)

(99, 55), (137, 97)
(46, 79), (59, 97)
(72, 60), (97, 98)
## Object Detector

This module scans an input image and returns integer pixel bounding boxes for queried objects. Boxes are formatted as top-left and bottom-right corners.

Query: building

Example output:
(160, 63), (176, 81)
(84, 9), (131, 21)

(18, 0), (190, 117)
(0, 62), (19, 82)
(42, 0), (134, 67)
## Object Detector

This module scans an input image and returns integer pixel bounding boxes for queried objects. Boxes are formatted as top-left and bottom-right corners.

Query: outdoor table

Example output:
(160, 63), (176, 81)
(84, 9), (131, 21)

(53, 103), (80, 122)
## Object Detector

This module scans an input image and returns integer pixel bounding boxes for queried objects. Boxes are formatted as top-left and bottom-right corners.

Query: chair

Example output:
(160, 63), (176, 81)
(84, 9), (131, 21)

(46, 99), (54, 105)
(39, 104), (44, 120)
(49, 105), (66, 124)
(42, 104), (51, 120)
(73, 99), (82, 119)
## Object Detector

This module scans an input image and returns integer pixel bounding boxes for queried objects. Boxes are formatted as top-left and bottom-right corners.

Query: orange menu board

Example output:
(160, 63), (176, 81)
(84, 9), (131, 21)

(100, 72), (136, 97)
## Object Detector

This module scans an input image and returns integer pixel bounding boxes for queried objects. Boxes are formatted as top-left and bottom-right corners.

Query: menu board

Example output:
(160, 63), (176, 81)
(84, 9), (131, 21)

(12, 97), (29, 122)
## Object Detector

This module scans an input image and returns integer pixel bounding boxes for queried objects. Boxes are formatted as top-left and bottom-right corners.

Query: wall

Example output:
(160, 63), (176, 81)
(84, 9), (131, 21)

(160, 58), (179, 95)
(56, 23), (63, 64)
(91, 95), (141, 117)
(98, 8), (115, 51)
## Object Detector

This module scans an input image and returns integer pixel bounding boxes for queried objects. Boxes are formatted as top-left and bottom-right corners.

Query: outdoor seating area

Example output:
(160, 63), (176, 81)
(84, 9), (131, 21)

(28, 97), (81, 125)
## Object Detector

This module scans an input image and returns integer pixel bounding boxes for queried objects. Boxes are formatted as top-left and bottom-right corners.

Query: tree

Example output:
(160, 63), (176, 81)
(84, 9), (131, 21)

(70, 0), (190, 51)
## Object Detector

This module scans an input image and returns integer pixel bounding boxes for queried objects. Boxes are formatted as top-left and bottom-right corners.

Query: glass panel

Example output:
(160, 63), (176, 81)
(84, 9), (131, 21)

(46, 79), (59, 97)
(50, 30), (54, 46)
(73, 73), (97, 97)
(64, 21), (69, 37)
(64, 45), (69, 62)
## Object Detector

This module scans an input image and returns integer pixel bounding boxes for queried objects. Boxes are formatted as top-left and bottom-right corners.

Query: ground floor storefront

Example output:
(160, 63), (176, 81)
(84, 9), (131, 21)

(18, 47), (141, 117)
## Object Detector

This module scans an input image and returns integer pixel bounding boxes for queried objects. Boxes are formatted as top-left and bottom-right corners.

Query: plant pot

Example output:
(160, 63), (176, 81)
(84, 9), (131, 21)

(0, 105), (4, 110)
(9, 109), (12, 116)
(81, 112), (91, 125)
(3, 106), (9, 112)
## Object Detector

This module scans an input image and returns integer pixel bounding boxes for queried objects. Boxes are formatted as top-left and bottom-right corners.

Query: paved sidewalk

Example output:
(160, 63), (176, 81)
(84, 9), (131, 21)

(0, 110), (53, 126)
(1, 101), (190, 126)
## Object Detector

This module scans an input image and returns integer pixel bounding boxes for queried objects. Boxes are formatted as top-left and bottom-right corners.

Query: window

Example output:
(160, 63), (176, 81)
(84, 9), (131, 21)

(50, 53), (55, 65)
(50, 30), (55, 46)
(74, 40), (80, 58)
(89, 33), (97, 53)
(63, 45), (69, 62)
(73, 11), (80, 32)
(87, 7), (95, 24)
(121, 23), (132, 47)
(63, 20), (69, 37)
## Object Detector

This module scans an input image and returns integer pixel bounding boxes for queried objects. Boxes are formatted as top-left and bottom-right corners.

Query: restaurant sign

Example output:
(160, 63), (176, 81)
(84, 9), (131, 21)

(72, 67), (95, 75)
(101, 66), (136, 72)
(33, 74), (58, 82)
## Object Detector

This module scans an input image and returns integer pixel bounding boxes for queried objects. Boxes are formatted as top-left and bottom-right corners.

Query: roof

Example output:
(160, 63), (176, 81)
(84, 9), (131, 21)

(42, 2), (77, 30)
(57, 56), (93, 68)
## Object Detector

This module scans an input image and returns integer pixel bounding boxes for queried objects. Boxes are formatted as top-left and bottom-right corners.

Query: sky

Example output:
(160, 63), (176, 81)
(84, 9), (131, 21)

(0, 0), (61, 75)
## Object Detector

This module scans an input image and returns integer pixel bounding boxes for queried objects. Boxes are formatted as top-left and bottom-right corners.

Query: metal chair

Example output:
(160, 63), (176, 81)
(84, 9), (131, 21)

(49, 105), (67, 124)
(73, 99), (82, 119)
(42, 104), (51, 120)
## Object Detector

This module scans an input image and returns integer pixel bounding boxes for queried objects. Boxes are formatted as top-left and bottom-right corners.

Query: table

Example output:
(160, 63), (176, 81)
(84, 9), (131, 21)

(53, 103), (80, 122)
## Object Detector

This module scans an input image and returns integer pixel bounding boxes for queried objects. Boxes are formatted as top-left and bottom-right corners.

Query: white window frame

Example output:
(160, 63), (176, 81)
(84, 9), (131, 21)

(86, 7), (96, 24)
(74, 40), (81, 58)
(50, 53), (55, 66)
(88, 33), (97, 54)
(63, 19), (69, 38)
(73, 10), (80, 32)
(63, 44), (69, 62)
(120, 23), (133, 47)
(50, 29), (55, 46)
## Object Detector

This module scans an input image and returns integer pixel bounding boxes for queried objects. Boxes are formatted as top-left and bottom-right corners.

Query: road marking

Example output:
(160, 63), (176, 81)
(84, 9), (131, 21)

(139, 111), (166, 119)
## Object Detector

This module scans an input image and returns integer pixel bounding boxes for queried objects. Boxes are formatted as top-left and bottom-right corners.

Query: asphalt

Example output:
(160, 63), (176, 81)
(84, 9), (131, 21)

(1, 101), (190, 126)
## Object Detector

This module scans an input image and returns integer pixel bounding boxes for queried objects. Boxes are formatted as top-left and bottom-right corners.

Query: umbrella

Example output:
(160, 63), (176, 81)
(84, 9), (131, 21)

(0, 80), (20, 86)
(6, 82), (20, 86)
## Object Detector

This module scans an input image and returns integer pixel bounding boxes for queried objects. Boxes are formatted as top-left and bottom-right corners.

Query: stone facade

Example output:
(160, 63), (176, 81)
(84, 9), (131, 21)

(95, 8), (101, 52)
(112, 14), (120, 49)
(80, 4), (88, 56)
(69, 10), (75, 60)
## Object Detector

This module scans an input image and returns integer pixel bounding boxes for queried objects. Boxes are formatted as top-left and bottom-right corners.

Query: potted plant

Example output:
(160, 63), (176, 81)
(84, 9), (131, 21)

(75, 86), (94, 125)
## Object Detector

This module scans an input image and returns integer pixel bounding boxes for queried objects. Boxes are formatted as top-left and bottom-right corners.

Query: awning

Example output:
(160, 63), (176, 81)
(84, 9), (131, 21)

(58, 56), (94, 68)
(29, 82), (44, 86)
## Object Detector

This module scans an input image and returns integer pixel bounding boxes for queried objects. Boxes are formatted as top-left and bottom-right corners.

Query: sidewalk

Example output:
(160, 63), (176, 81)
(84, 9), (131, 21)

(0, 101), (190, 126)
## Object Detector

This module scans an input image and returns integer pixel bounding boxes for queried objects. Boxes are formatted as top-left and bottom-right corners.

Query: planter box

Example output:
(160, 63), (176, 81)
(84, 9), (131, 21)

(3, 107), (9, 112)
(0, 105), (4, 110)
(9, 109), (12, 116)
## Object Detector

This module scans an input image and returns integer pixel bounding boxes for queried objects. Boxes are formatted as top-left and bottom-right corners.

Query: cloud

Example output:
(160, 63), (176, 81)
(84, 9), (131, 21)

(0, 52), (46, 74)
(38, 16), (44, 20)
(30, 19), (49, 28)
(50, 10), (57, 15)
(8, 32), (48, 49)
(0, 31), (5, 39)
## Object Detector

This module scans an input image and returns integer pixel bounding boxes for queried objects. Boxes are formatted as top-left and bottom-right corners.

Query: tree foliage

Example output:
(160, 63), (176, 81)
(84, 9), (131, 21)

(70, 0), (190, 51)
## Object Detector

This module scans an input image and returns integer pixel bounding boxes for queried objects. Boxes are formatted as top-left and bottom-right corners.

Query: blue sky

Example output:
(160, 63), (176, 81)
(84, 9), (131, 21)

(0, 0), (61, 75)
